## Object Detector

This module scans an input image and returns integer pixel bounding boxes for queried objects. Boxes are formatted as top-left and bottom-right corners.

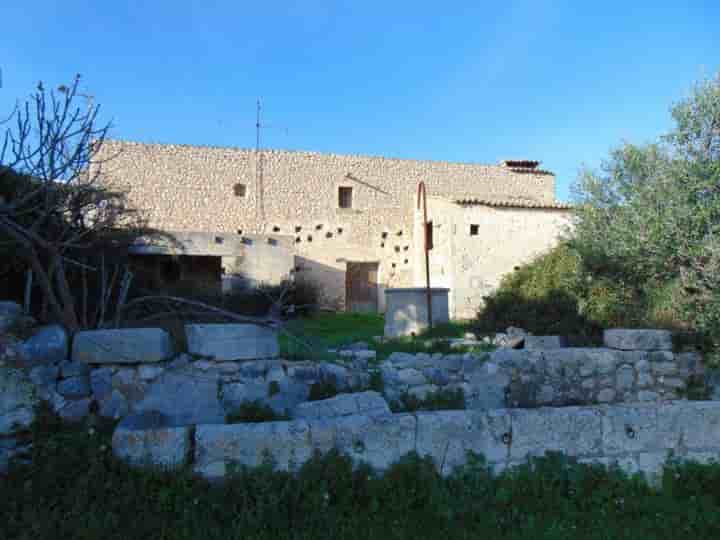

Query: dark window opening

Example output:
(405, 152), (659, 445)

(234, 183), (247, 197)
(316, 224), (323, 230)
(326, 232), (333, 238)
(337, 227), (343, 234)
(470, 224), (479, 236)
(295, 237), (301, 243)
(338, 187), (353, 209)
(272, 226), (280, 232)
(307, 235), (313, 242)
(214, 236), (224, 244)
(295, 226), (302, 232)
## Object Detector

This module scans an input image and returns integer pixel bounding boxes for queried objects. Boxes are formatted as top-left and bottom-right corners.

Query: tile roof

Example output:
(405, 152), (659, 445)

(453, 197), (573, 209)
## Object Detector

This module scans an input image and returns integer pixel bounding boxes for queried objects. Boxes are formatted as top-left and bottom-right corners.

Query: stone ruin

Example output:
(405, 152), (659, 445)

(0, 298), (714, 483)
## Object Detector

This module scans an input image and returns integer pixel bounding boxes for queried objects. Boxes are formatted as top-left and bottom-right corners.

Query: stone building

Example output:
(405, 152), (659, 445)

(96, 141), (571, 317)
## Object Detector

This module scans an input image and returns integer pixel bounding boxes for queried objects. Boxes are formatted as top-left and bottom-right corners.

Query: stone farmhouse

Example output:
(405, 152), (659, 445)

(96, 140), (571, 319)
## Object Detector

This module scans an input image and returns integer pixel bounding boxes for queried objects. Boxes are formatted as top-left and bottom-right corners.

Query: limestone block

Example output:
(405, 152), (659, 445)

(185, 324), (279, 361)
(99, 389), (129, 420)
(509, 407), (603, 461)
(135, 372), (225, 425)
(651, 362), (678, 376)
(0, 365), (38, 434)
(524, 336), (567, 350)
(384, 352), (420, 369)
(73, 328), (173, 364)
(138, 365), (165, 381)
(415, 410), (510, 473)
(220, 380), (269, 411)
(604, 329), (672, 351)
(60, 361), (90, 378)
(466, 371), (510, 410)
(57, 376), (91, 399)
(616, 366), (635, 391)
(113, 413), (191, 468)
(194, 420), (313, 478)
(319, 362), (350, 388)
(29, 365), (59, 387)
(293, 391), (389, 419)
(601, 405), (664, 456)
(90, 367), (114, 399)
(597, 389), (616, 403)
(395, 368), (427, 386)
(19, 325), (68, 365)
(332, 413), (417, 471)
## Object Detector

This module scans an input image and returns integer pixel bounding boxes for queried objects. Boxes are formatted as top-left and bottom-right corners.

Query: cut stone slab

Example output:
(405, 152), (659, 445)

(57, 376), (91, 399)
(113, 412), (191, 468)
(19, 325), (68, 365)
(293, 391), (389, 420)
(524, 335), (568, 350)
(194, 420), (313, 478)
(73, 328), (173, 364)
(134, 372), (225, 425)
(185, 324), (279, 361)
(604, 329), (672, 351)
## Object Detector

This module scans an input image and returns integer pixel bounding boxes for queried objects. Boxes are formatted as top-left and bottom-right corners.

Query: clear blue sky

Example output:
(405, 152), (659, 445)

(1, 1), (718, 201)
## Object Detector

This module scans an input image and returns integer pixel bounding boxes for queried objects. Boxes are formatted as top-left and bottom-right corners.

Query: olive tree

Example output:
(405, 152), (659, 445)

(571, 71), (720, 338)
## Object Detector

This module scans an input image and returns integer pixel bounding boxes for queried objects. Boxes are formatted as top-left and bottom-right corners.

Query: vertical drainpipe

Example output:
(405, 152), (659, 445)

(416, 182), (433, 333)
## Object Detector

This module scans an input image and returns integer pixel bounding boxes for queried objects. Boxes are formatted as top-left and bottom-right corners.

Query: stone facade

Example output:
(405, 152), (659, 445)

(96, 140), (571, 312)
(415, 197), (571, 318)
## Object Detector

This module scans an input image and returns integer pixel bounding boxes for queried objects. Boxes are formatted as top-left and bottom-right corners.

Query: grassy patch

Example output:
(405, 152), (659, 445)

(7, 411), (720, 539)
(280, 313), (489, 362)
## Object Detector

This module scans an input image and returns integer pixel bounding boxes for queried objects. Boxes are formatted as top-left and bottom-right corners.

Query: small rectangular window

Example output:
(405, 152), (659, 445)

(234, 183), (247, 197)
(338, 187), (353, 209)
(470, 224), (479, 236)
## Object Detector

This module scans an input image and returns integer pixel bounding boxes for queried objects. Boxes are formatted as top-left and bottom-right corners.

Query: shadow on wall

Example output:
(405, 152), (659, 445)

(294, 256), (347, 312)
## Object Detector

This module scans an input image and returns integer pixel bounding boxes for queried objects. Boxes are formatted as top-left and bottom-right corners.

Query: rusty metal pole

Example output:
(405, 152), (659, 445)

(417, 182), (433, 333)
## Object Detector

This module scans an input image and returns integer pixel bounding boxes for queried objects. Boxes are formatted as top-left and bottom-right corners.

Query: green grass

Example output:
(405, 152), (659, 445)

(7, 407), (720, 539)
(279, 313), (489, 362)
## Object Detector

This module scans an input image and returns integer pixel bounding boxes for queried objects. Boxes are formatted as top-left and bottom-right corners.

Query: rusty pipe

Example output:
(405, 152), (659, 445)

(416, 182), (433, 333)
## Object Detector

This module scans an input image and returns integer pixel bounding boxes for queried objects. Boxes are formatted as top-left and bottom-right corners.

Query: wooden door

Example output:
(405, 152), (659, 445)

(346, 262), (379, 312)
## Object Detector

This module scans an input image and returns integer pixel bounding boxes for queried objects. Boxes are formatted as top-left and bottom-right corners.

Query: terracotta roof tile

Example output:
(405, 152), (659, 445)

(454, 197), (572, 209)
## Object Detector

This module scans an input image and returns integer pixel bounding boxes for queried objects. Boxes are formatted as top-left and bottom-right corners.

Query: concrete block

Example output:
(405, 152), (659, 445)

(383, 288), (450, 338)
(73, 328), (173, 364)
(185, 324), (279, 361)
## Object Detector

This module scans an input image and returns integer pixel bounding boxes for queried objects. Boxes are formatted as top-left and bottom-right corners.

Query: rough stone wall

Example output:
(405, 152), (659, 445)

(96, 140), (559, 310)
(418, 198), (571, 318)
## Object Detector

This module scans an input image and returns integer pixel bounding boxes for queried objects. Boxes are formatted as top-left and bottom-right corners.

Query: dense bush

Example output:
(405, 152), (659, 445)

(7, 409), (720, 539)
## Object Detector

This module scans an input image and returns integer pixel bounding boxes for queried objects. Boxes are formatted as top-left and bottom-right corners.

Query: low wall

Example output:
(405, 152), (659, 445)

(115, 401), (720, 485)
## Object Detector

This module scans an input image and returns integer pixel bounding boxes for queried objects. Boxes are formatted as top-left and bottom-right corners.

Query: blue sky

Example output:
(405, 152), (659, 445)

(1, 1), (718, 201)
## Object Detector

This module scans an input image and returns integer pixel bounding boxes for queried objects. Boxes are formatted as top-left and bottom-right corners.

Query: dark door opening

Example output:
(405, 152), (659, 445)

(345, 262), (379, 313)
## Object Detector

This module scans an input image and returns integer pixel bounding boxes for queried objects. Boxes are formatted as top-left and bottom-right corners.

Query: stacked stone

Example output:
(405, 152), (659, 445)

(380, 330), (702, 409)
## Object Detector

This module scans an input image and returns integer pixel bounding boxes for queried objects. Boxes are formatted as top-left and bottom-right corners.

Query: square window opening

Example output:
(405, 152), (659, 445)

(338, 187), (353, 209)
(470, 224), (479, 236)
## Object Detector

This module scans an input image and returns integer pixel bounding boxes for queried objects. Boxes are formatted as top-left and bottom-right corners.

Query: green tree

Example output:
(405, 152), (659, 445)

(571, 72), (720, 341)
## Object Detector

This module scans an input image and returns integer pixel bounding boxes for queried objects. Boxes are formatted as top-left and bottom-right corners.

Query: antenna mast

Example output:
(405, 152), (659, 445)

(255, 99), (265, 232)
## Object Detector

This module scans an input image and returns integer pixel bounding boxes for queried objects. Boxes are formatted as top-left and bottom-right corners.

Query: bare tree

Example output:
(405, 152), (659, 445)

(0, 75), (140, 332)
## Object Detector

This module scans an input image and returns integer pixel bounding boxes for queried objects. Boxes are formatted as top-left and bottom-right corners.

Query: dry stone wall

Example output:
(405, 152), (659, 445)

(114, 401), (720, 486)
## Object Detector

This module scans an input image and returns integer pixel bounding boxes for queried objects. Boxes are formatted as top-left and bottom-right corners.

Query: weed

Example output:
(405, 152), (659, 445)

(226, 400), (289, 423)
(390, 387), (465, 412)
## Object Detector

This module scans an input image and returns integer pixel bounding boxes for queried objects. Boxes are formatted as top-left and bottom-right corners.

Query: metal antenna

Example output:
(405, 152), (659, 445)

(255, 99), (266, 232)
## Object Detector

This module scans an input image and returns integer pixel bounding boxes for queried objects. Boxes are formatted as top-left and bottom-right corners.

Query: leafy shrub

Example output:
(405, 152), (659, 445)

(390, 387), (465, 412)
(226, 400), (289, 423)
(9, 410), (720, 539)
